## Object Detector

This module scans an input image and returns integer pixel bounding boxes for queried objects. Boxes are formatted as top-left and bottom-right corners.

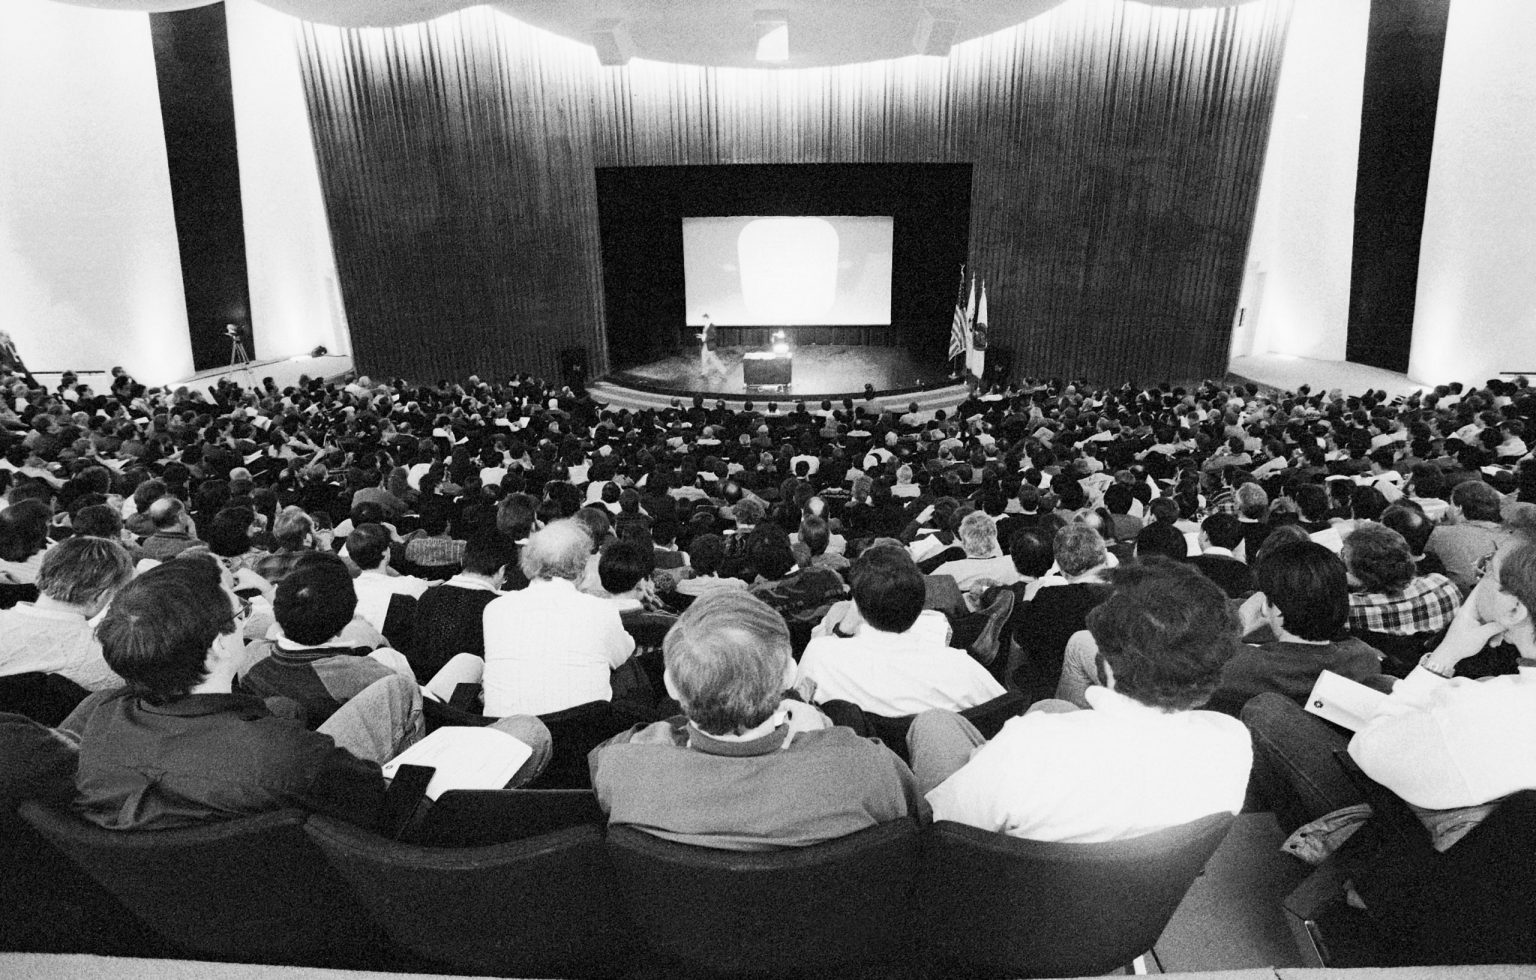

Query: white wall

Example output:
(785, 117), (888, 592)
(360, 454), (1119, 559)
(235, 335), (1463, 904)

(0, 0), (192, 385)
(1408, 0), (1536, 387)
(1230, 0), (1369, 363)
(227, 0), (351, 361)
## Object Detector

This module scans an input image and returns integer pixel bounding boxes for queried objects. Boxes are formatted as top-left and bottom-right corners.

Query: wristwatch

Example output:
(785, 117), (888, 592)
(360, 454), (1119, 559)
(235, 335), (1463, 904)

(1417, 652), (1456, 679)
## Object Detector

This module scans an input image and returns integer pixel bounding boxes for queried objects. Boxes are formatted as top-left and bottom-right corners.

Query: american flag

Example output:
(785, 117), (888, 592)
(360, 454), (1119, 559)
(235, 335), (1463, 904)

(948, 266), (969, 361)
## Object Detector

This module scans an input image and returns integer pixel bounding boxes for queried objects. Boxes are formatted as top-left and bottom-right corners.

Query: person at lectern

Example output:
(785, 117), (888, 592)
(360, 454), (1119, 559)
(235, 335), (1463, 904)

(697, 313), (727, 381)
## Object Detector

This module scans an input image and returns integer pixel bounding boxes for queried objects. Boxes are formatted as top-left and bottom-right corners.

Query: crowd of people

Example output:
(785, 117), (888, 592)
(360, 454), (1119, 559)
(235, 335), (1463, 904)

(2, 361), (1535, 966)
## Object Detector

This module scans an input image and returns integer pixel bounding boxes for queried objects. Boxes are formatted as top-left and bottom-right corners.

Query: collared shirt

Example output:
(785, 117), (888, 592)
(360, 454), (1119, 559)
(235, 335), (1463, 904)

(797, 625), (1004, 716)
(1350, 664), (1536, 810)
(1347, 573), (1463, 636)
(589, 715), (924, 850)
(927, 687), (1251, 843)
(60, 689), (384, 831)
(482, 577), (634, 717)
(0, 603), (122, 691)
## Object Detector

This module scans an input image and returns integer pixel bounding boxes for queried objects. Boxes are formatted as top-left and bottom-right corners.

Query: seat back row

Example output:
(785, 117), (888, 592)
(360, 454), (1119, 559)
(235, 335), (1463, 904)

(15, 798), (1233, 979)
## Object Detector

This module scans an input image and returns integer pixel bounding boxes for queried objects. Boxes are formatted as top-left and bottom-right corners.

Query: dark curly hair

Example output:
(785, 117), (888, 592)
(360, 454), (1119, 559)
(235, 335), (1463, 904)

(1086, 557), (1238, 711)
(1254, 541), (1350, 640)
(1342, 523), (1416, 594)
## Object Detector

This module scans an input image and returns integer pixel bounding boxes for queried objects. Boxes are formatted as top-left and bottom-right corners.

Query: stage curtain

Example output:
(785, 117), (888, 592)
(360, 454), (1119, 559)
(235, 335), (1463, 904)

(296, 10), (608, 381)
(297, 0), (1289, 382)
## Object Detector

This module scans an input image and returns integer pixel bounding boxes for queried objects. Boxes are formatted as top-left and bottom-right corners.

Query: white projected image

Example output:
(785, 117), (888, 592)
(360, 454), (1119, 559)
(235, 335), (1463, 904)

(683, 216), (893, 326)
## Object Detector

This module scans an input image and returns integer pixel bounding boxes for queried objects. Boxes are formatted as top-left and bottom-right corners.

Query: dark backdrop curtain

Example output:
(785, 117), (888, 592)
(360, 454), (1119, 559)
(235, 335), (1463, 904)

(298, 0), (1291, 383)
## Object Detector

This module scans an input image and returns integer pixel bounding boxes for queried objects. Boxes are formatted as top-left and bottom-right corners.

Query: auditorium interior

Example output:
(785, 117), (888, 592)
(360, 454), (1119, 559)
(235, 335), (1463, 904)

(2, 0), (1534, 978)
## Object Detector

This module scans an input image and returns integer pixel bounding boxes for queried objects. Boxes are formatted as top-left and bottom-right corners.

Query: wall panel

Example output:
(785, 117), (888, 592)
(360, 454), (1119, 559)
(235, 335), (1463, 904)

(298, 0), (1290, 383)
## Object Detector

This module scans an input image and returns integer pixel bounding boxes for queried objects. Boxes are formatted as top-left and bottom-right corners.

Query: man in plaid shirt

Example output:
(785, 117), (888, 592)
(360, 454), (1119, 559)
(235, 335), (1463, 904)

(1343, 523), (1462, 635)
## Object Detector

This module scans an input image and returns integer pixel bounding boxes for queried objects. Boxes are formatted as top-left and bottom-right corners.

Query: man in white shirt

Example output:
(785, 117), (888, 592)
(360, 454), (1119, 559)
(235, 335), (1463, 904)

(0, 536), (134, 691)
(482, 518), (634, 717)
(796, 545), (1003, 716)
(907, 558), (1251, 843)
(345, 523), (430, 638)
(932, 511), (1022, 592)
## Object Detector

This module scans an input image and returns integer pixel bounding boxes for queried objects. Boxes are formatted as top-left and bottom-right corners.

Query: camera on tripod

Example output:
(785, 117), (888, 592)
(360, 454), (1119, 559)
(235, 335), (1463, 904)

(225, 323), (245, 339)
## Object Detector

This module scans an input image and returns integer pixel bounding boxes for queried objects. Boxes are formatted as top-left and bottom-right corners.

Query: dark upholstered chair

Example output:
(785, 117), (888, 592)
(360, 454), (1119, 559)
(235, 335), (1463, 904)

(409, 787), (605, 848)
(528, 699), (631, 790)
(0, 582), (39, 610)
(916, 812), (1234, 977)
(861, 692), (1026, 764)
(605, 818), (921, 978)
(0, 672), (89, 727)
(16, 803), (396, 968)
(306, 816), (636, 978)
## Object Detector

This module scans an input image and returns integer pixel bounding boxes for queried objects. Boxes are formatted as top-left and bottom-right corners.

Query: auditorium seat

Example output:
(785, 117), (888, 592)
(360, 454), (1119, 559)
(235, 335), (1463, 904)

(16, 803), (398, 969)
(304, 816), (637, 979)
(916, 812), (1234, 977)
(409, 788), (605, 848)
(829, 692), (1026, 764)
(527, 700), (631, 790)
(605, 817), (921, 979)
(0, 672), (89, 727)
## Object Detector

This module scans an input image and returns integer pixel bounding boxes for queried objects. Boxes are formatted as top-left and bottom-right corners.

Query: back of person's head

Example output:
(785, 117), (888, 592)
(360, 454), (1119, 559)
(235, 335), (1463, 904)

(1379, 503), (1431, 556)
(731, 498), (765, 528)
(204, 506), (254, 558)
(745, 524), (796, 580)
(347, 523), (392, 571)
(350, 500), (387, 528)
(798, 514), (831, 557)
(147, 495), (186, 531)
(1086, 558), (1237, 711)
(850, 545), (926, 633)
(1290, 483), (1329, 523)
(1253, 541), (1349, 641)
(132, 478), (167, 514)
(0, 499), (51, 561)
(72, 503), (124, 541)
(38, 535), (133, 607)
(1147, 496), (1180, 524)
(462, 533), (516, 578)
(663, 590), (791, 736)
(1342, 523), (1416, 594)
(1136, 520), (1188, 560)
(274, 555), (357, 646)
(572, 506), (611, 550)
(1235, 482), (1268, 519)
(520, 518), (592, 582)
(1350, 485), (1389, 522)
(1452, 480), (1503, 523)
(1103, 483), (1134, 515)
(1201, 512), (1243, 550)
(272, 505), (315, 550)
(97, 559), (232, 702)
(1054, 523), (1107, 577)
(688, 533), (726, 576)
(1009, 527), (1055, 577)
(598, 540), (652, 594)
(958, 510), (1000, 558)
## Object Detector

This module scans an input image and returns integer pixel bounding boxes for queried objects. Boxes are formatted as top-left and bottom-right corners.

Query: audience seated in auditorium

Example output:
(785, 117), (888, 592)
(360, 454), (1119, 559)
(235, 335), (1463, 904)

(1343, 522), (1462, 642)
(588, 589), (926, 849)
(908, 558), (1251, 842)
(1187, 512), (1253, 598)
(346, 522), (430, 640)
(932, 509), (1022, 592)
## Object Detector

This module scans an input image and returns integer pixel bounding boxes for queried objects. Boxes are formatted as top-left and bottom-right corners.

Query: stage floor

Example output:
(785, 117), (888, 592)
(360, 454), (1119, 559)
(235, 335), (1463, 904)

(1226, 353), (1430, 399)
(608, 345), (953, 400)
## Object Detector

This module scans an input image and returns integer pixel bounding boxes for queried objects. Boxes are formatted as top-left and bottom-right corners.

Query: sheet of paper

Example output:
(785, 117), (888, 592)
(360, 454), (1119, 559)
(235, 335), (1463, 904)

(1304, 669), (1389, 733)
(382, 726), (532, 799)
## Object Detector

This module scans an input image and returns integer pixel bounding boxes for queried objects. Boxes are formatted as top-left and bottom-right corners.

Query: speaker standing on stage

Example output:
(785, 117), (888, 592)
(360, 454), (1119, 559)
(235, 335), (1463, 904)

(697, 313), (727, 380)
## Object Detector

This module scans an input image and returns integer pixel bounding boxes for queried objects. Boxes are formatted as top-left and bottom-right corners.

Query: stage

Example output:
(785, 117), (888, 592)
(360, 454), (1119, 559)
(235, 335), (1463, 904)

(606, 345), (954, 401)
(1226, 354), (1431, 399)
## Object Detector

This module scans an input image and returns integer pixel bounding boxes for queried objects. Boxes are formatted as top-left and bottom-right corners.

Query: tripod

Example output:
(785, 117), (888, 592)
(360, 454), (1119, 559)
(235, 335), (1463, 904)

(227, 330), (255, 388)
